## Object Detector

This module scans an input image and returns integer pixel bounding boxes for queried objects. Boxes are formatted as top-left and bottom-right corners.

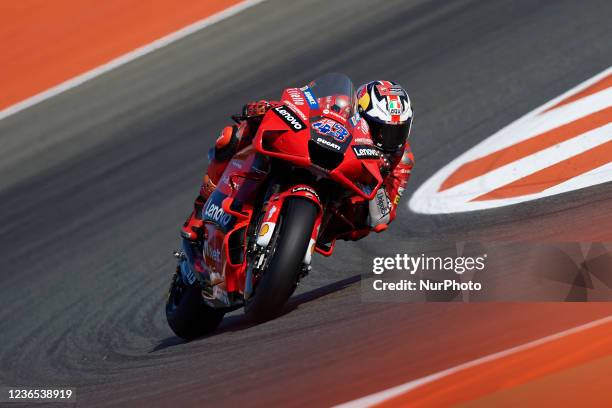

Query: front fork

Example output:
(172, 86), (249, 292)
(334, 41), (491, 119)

(244, 184), (323, 300)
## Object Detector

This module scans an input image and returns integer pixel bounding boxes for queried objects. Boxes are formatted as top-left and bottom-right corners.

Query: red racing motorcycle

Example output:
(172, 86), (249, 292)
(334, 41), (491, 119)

(166, 73), (383, 339)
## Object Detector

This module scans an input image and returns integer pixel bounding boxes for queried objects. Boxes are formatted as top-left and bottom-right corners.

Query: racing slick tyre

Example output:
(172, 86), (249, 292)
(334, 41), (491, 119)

(165, 272), (225, 340)
(245, 197), (317, 323)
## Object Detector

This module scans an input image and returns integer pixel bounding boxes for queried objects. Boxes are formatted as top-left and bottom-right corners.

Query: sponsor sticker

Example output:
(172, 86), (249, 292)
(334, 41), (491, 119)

(301, 86), (319, 109)
(388, 99), (402, 115)
(291, 186), (320, 201)
(259, 223), (270, 236)
(375, 188), (391, 217)
(287, 88), (305, 105)
(377, 84), (404, 96)
(204, 199), (233, 227)
(283, 100), (308, 121)
(352, 145), (381, 160)
(354, 137), (374, 145)
(202, 241), (221, 262)
(316, 137), (341, 151)
(323, 108), (347, 123)
(272, 105), (306, 131)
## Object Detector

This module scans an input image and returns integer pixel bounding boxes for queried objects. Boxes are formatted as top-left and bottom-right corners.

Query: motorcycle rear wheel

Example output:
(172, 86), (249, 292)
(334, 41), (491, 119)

(165, 271), (225, 340)
(244, 197), (317, 323)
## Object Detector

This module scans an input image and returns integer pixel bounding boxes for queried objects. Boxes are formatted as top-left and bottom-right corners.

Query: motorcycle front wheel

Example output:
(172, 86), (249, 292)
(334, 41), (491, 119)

(244, 197), (317, 323)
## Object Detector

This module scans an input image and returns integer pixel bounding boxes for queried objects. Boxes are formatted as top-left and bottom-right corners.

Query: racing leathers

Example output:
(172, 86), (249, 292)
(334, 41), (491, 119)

(181, 100), (414, 241)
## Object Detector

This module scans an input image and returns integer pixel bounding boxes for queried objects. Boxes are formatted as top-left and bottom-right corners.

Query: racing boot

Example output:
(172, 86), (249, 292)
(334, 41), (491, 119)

(181, 193), (206, 241)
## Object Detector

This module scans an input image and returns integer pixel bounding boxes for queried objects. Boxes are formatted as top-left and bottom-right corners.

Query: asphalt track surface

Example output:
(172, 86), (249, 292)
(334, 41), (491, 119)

(1, 0), (611, 406)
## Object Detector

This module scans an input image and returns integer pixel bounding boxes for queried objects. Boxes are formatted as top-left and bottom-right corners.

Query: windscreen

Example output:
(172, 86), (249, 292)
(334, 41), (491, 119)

(307, 73), (357, 120)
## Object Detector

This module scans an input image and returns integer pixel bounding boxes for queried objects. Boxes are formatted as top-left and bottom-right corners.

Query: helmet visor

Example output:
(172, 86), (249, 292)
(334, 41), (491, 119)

(369, 119), (412, 152)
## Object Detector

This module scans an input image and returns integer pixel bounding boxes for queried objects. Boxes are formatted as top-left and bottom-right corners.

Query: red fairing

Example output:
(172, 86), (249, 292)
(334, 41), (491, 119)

(253, 105), (383, 200)
(204, 146), (264, 294)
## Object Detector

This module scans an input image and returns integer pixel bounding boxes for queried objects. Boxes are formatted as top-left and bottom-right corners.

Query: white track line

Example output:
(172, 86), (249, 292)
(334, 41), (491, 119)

(408, 66), (612, 214)
(433, 124), (612, 203)
(334, 315), (612, 407)
(0, 0), (268, 121)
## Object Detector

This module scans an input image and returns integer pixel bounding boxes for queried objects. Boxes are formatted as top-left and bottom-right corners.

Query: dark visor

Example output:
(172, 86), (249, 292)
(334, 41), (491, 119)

(369, 119), (412, 152)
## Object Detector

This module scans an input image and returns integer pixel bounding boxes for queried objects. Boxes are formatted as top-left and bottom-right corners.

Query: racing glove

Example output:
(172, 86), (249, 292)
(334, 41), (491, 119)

(378, 155), (392, 178)
(245, 100), (274, 117)
(232, 100), (281, 123)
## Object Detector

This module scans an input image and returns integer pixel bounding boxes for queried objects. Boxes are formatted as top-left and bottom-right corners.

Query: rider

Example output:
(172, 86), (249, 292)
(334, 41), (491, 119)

(181, 80), (414, 241)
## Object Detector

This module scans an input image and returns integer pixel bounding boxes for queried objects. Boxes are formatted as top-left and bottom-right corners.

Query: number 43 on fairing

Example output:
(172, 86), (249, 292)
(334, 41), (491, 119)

(312, 118), (349, 141)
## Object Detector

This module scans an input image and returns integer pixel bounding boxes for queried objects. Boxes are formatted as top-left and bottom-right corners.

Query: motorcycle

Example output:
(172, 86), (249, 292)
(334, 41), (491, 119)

(166, 73), (383, 339)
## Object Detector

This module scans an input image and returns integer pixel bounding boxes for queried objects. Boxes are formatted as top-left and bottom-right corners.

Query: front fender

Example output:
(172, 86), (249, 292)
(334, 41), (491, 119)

(256, 184), (323, 265)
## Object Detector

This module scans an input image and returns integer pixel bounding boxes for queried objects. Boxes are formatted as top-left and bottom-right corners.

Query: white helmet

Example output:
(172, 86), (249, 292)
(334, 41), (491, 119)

(356, 80), (413, 152)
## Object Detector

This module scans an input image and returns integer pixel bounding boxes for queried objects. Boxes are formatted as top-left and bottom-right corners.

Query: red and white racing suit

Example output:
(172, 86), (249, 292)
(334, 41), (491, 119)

(181, 101), (414, 241)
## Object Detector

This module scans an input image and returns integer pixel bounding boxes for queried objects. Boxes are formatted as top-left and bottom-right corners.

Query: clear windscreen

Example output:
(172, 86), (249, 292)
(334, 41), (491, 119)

(307, 73), (357, 120)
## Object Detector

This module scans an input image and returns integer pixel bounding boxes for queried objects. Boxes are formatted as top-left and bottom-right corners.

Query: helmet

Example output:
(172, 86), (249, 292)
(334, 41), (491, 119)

(356, 81), (413, 152)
